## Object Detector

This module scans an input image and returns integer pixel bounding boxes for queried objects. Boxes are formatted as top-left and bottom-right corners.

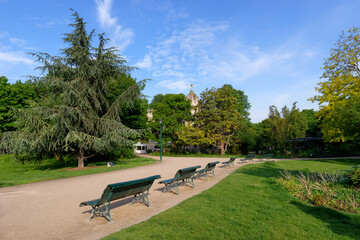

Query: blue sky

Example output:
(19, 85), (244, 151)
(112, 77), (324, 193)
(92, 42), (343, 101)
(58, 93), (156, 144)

(1, 0), (359, 122)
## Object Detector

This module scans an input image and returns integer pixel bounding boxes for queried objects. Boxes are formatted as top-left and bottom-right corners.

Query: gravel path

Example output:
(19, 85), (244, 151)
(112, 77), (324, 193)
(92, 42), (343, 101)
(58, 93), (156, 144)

(0, 156), (246, 240)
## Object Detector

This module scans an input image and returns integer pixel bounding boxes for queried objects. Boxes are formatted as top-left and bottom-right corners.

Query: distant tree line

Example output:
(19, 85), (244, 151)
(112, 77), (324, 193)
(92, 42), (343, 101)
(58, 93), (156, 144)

(1, 13), (360, 162)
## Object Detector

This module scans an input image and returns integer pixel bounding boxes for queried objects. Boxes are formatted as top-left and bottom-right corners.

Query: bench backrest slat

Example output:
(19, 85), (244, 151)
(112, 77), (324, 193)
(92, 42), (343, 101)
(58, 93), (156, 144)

(99, 175), (161, 205)
(204, 161), (220, 171)
(174, 165), (201, 181)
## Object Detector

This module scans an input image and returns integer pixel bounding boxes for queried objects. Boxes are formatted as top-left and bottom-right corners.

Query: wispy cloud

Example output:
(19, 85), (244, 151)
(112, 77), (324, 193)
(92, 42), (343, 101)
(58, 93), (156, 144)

(95, 0), (134, 51)
(130, 0), (189, 23)
(0, 33), (35, 64)
(9, 37), (27, 47)
(134, 54), (152, 69)
(135, 20), (301, 91)
(166, 8), (188, 22)
(0, 51), (33, 64)
(157, 80), (189, 91)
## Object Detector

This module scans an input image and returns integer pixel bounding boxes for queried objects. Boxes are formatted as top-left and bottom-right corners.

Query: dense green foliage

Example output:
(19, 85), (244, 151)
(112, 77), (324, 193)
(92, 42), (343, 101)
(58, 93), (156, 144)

(301, 109), (322, 138)
(220, 84), (251, 121)
(2, 11), (144, 167)
(193, 86), (242, 155)
(0, 154), (155, 187)
(148, 93), (192, 148)
(0, 76), (41, 132)
(104, 159), (360, 240)
(266, 102), (308, 152)
(106, 73), (148, 130)
(311, 27), (360, 142)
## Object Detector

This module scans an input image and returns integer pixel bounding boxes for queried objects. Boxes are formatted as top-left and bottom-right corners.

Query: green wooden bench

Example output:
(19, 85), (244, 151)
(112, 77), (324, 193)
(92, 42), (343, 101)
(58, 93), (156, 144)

(261, 153), (274, 161)
(196, 161), (220, 180)
(239, 154), (257, 163)
(159, 165), (201, 195)
(79, 175), (161, 222)
(222, 157), (236, 167)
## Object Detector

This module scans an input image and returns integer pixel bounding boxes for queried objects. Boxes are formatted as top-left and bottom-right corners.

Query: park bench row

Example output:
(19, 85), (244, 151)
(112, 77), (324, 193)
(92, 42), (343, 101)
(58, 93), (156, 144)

(79, 161), (220, 222)
(221, 154), (274, 167)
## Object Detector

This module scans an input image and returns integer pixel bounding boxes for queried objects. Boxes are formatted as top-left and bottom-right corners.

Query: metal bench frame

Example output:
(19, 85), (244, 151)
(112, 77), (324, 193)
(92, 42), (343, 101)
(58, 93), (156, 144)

(196, 161), (220, 180)
(222, 157), (236, 167)
(261, 154), (274, 161)
(159, 165), (201, 195)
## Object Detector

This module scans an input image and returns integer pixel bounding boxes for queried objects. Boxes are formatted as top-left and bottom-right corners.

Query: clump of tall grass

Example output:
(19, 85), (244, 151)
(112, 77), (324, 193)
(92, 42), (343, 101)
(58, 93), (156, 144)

(277, 167), (360, 213)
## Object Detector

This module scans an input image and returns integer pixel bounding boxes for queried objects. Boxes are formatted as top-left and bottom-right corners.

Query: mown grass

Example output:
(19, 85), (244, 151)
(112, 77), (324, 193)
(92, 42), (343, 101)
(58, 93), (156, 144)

(0, 154), (156, 187)
(149, 152), (244, 158)
(104, 159), (360, 240)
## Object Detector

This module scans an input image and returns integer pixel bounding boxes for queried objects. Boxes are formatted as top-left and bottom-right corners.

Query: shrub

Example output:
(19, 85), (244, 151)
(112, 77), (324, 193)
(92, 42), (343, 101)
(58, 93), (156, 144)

(277, 168), (360, 213)
(347, 165), (360, 187)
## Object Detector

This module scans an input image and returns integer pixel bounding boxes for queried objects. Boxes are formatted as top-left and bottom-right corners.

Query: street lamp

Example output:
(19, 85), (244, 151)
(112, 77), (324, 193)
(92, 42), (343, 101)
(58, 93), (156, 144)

(160, 119), (163, 162)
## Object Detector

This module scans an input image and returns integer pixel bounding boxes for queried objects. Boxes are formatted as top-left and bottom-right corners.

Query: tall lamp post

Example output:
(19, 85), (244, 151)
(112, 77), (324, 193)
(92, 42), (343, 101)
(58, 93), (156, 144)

(159, 120), (163, 162)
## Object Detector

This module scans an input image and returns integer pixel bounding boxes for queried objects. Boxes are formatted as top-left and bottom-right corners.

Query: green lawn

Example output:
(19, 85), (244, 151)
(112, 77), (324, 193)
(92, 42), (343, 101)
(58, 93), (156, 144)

(104, 159), (360, 240)
(0, 154), (156, 187)
(150, 152), (244, 158)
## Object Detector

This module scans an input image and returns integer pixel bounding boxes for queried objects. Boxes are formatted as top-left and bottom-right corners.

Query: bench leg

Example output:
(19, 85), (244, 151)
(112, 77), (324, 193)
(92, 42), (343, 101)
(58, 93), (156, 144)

(209, 169), (215, 178)
(132, 190), (150, 207)
(196, 172), (208, 181)
(182, 177), (195, 188)
(222, 162), (229, 167)
(163, 182), (179, 195)
(89, 201), (112, 223)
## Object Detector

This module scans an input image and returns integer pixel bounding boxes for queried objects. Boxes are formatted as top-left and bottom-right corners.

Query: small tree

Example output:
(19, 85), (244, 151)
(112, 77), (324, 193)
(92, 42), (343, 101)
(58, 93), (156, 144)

(5, 11), (143, 167)
(195, 87), (242, 155)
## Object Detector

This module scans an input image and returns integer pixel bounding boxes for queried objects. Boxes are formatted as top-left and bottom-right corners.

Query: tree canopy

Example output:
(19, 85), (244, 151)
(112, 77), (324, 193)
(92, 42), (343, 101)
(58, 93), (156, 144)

(0, 76), (41, 132)
(3, 11), (144, 167)
(267, 102), (308, 151)
(220, 84), (251, 121)
(148, 93), (192, 147)
(194, 87), (242, 155)
(311, 27), (360, 142)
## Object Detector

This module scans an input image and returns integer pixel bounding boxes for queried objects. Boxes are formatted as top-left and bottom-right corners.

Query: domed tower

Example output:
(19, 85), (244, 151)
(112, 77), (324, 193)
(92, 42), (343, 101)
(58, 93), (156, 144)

(186, 84), (199, 115)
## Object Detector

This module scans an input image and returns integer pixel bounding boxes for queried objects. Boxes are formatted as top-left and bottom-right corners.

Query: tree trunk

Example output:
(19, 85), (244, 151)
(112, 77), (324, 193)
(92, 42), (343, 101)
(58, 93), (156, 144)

(220, 143), (226, 155)
(54, 152), (62, 161)
(77, 147), (85, 168)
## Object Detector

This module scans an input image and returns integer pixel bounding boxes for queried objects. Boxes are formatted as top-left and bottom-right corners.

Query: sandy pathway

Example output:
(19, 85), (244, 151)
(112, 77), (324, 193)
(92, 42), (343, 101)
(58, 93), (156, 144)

(0, 156), (246, 240)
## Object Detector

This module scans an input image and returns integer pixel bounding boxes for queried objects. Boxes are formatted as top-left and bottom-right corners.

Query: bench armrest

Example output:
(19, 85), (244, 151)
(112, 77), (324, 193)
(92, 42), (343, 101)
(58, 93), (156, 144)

(79, 198), (101, 207)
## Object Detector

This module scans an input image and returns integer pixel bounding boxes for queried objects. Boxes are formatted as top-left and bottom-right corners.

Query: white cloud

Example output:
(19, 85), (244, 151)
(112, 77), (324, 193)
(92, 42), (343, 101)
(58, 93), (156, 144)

(9, 38), (27, 47)
(35, 20), (58, 28)
(137, 19), (300, 92)
(95, 0), (134, 51)
(135, 54), (152, 69)
(96, 0), (116, 28)
(0, 51), (33, 64)
(157, 80), (189, 91)
(166, 8), (189, 22)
